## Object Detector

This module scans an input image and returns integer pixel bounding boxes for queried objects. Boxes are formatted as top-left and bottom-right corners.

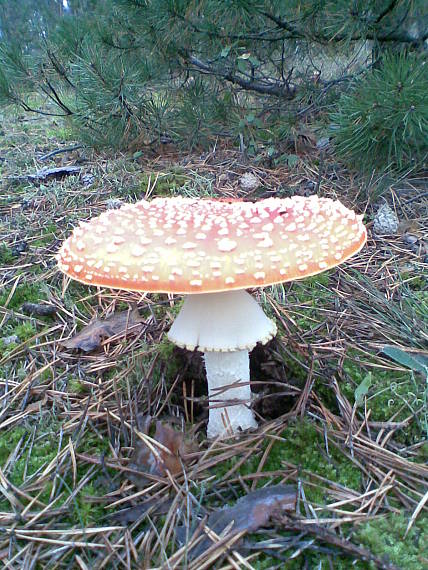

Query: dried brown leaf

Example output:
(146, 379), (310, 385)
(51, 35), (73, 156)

(61, 306), (143, 352)
(25, 397), (48, 414)
(178, 485), (297, 559)
(128, 420), (197, 487)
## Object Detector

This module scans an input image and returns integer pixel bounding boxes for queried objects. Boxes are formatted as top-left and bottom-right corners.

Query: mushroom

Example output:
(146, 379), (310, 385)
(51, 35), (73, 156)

(57, 196), (366, 438)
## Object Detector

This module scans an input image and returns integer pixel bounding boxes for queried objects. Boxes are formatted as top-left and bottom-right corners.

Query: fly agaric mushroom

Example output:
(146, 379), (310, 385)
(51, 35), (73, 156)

(57, 196), (366, 437)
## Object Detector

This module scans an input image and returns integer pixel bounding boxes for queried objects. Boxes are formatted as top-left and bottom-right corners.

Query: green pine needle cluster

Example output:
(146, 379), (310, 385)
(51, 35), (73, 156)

(331, 52), (428, 171)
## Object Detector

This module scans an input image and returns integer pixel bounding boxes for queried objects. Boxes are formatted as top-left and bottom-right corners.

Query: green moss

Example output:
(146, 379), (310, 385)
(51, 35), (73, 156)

(0, 423), (110, 526)
(132, 300), (197, 402)
(401, 272), (427, 291)
(13, 322), (37, 342)
(264, 274), (333, 332)
(0, 427), (27, 465)
(30, 222), (58, 248)
(268, 421), (361, 494)
(275, 345), (311, 387)
(305, 273), (330, 288)
(0, 283), (46, 311)
(0, 427), (58, 488)
(61, 281), (96, 313)
(0, 322), (39, 358)
(157, 336), (181, 379)
(342, 356), (425, 443)
(211, 420), (361, 503)
(73, 482), (106, 526)
(418, 442), (428, 461)
(139, 171), (189, 197)
(24, 263), (45, 275)
(118, 338), (182, 397)
(78, 430), (110, 455)
(67, 377), (87, 394)
(31, 235), (54, 248)
(289, 275), (333, 329)
(0, 244), (15, 265)
(290, 273), (331, 303)
(43, 221), (58, 234)
(43, 124), (74, 141)
(356, 513), (428, 570)
(212, 424), (425, 569)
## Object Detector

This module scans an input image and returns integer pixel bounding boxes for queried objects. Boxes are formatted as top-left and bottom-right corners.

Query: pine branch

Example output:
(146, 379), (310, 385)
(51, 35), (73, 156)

(261, 12), (305, 40)
(17, 99), (71, 117)
(40, 74), (73, 115)
(374, 0), (401, 24)
(170, 9), (287, 43)
(45, 47), (75, 89)
(185, 54), (295, 99)
(263, 8), (428, 44)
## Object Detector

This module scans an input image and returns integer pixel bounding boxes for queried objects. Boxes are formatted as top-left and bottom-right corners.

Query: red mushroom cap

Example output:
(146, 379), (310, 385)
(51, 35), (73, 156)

(57, 196), (367, 294)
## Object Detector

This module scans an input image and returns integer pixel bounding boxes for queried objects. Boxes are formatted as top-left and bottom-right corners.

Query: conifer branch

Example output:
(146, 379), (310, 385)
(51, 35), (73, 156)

(185, 54), (296, 99)
(263, 9), (428, 44)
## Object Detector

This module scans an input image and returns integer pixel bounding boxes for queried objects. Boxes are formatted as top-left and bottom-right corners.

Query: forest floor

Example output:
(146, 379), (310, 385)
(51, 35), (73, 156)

(0, 109), (427, 569)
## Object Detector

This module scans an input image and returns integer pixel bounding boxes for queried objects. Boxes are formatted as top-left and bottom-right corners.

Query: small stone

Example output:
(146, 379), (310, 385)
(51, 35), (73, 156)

(1, 335), (19, 346)
(240, 172), (259, 192)
(12, 242), (28, 255)
(402, 233), (418, 245)
(303, 180), (316, 192)
(106, 198), (124, 210)
(82, 173), (96, 187)
(373, 204), (399, 236)
(316, 137), (330, 150)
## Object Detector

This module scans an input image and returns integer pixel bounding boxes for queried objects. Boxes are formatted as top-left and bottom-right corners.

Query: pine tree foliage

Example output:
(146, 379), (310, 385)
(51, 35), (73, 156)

(331, 53), (427, 171)
(0, 0), (427, 169)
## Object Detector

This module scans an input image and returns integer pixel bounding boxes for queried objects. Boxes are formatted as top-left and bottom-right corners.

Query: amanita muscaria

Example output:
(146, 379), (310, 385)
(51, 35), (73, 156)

(57, 196), (366, 437)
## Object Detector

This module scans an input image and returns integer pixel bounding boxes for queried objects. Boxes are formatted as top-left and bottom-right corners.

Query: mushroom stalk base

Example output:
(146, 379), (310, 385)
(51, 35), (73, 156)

(204, 350), (257, 438)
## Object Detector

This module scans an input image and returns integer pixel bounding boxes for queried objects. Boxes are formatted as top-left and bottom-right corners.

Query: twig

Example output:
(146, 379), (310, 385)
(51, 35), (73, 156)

(276, 514), (401, 570)
(39, 145), (83, 161)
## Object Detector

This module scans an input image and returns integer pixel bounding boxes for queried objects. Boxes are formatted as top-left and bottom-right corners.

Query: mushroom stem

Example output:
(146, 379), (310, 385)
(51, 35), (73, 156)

(167, 290), (277, 438)
(204, 350), (257, 438)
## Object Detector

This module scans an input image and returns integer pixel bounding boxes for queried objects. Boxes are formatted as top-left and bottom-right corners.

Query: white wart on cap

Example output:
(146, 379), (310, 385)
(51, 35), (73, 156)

(57, 196), (367, 293)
